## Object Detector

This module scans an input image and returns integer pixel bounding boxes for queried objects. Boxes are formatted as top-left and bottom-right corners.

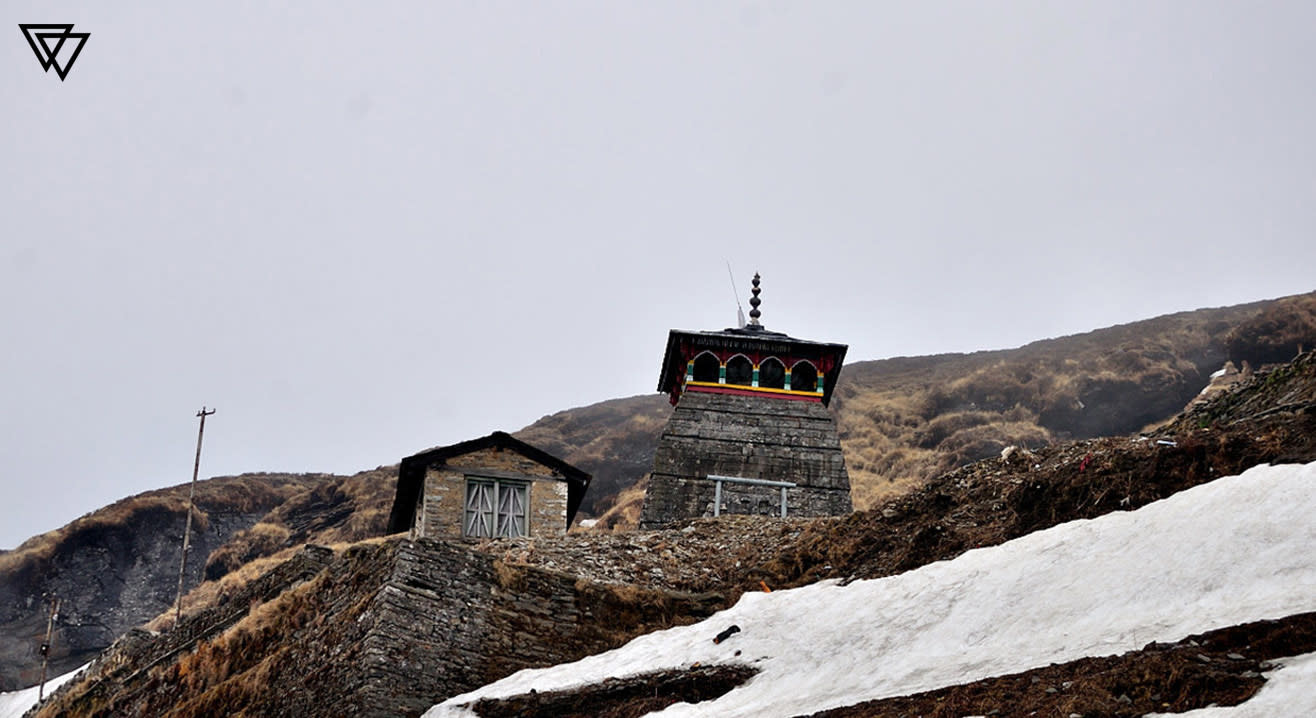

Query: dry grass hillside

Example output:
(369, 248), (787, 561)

(513, 394), (673, 517)
(831, 292), (1316, 510)
(0, 474), (324, 584)
(200, 466), (398, 582)
(528, 290), (1316, 522)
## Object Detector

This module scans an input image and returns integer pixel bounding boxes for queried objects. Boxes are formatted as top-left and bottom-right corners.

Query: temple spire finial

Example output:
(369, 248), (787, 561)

(748, 272), (762, 327)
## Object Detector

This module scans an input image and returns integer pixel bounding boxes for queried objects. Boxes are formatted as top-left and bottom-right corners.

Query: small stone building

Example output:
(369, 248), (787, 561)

(386, 432), (591, 539)
(639, 274), (853, 528)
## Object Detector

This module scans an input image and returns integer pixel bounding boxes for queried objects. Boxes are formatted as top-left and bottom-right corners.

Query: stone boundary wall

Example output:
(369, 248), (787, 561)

(354, 538), (722, 716)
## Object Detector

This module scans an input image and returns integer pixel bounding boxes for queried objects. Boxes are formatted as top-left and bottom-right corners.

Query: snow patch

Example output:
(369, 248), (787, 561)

(0, 665), (87, 718)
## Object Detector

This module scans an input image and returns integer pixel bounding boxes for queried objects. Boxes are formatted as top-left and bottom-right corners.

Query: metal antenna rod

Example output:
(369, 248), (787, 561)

(37, 595), (60, 701)
(726, 261), (746, 327)
(173, 406), (215, 627)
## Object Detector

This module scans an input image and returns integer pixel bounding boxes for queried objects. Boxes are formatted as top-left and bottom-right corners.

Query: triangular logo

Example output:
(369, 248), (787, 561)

(19, 24), (90, 81)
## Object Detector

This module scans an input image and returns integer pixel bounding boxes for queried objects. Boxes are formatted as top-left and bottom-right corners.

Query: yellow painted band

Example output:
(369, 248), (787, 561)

(684, 380), (820, 397)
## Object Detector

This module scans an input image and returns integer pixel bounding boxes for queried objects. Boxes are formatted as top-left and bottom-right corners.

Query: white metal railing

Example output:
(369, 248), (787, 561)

(705, 474), (797, 517)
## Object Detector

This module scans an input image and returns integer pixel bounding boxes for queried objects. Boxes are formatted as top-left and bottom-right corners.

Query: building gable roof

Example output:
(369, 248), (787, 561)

(385, 431), (592, 534)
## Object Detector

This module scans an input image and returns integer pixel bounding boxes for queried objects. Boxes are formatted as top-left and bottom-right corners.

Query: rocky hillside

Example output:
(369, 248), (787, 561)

(0, 474), (328, 691)
(28, 349), (1316, 717)
(198, 466), (397, 582)
(3, 291), (1315, 696)
(0, 463), (406, 691)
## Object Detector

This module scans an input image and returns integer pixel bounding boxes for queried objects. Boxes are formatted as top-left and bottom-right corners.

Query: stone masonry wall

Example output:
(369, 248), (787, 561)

(640, 392), (852, 529)
(356, 539), (720, 717)
(420, 468), (462, 537)
(644, 477), (851, 524)
(527, 481), (569, 537)
(419, 447), (570, 539)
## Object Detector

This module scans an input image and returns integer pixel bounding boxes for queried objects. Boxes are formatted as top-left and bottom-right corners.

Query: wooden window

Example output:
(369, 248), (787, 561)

(726, 355), (753, 386)
(496, 482), (527, 537)
(464, 478), (529, 538)
(692, 352), (720, 383)
(464, 480), (494, 537)
(790, 361), (818, 392)
(758, 357), (786, 389)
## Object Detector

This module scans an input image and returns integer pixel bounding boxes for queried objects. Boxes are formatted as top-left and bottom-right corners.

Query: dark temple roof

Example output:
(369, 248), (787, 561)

(656, 327), (849, 406)
(386, 431), (592, 534)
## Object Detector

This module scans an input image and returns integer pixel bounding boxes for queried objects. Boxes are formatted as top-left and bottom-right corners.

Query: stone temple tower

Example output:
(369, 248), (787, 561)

(638, 274), (852, 529)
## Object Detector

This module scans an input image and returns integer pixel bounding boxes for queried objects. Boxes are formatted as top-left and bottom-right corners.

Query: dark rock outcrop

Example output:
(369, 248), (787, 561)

(0, 507), (263, 690)
(0, 474), (320, 691)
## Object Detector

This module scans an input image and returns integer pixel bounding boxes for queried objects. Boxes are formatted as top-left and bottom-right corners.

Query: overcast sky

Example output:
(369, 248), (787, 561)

(3, 2), (1315, 549)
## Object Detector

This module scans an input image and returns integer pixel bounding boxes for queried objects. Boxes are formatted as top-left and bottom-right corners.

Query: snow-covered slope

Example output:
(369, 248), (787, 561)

(428, 461), (1316, 717)
(0, 665), (85, 718)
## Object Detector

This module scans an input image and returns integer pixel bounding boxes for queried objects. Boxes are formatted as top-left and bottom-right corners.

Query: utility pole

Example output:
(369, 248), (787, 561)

(37, 595), (60, 701)
(173, 406), (215, 628)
